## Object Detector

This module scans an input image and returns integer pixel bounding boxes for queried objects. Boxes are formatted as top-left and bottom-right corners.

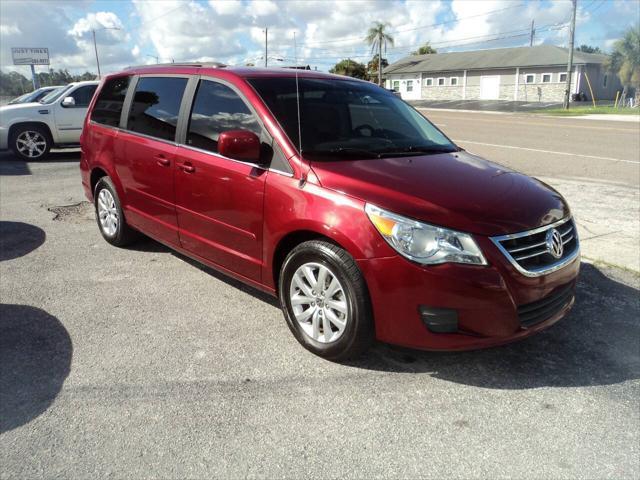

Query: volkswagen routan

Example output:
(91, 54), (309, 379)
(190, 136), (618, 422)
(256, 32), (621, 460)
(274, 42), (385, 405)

(80, 64), (580, 360)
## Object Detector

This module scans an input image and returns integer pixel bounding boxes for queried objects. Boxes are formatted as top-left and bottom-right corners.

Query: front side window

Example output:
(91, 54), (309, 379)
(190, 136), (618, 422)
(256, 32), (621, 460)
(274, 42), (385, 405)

(91, 76), (130, 127)
(248, 77), (457, 160)
(68, 85), (97, 107)
(406, 80), (413, 92)
(126, 76), (188, 141)
(186, 80), (261, 154)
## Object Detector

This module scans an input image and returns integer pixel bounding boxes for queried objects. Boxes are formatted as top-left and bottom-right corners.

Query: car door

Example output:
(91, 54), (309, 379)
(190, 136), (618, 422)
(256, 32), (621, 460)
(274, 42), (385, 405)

(54, 84), (98, 143)
(174, 78), (268, 281)
(114, 75), (190, 247)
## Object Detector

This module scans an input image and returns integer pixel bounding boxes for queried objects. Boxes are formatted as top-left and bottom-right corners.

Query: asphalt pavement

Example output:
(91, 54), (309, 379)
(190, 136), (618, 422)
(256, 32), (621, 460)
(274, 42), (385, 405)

(1, 124), (639, 478)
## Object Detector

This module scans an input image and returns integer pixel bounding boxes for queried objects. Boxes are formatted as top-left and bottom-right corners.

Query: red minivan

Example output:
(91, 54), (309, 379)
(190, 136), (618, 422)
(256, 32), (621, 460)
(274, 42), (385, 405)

(80, 64), (580, 360)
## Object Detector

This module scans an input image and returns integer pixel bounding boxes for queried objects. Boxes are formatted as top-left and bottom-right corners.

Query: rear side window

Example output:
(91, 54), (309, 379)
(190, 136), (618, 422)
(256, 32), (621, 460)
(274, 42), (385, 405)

(186, 80), (261, 153)
(91, 77), (130, 127)
(127, 76), (188, 141)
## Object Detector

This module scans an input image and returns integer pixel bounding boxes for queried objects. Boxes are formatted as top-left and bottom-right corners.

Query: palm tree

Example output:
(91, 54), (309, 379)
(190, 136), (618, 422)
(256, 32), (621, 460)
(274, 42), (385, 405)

(365, 21), (394, 85)
(605, 25), (640, 106)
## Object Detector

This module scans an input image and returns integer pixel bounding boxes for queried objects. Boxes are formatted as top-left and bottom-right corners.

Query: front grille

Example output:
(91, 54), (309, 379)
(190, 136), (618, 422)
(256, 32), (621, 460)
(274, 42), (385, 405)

(517, 284), (574, 328)
(491, 217), (579, 277)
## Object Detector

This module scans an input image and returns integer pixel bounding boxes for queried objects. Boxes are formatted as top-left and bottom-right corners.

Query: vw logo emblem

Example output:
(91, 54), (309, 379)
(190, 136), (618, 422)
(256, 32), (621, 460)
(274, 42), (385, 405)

(545, 228), (564, 259)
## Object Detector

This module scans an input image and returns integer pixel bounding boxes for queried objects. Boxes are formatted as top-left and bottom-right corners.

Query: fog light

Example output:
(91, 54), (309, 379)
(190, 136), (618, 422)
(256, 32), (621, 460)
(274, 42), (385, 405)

(419, 306), (458, 333)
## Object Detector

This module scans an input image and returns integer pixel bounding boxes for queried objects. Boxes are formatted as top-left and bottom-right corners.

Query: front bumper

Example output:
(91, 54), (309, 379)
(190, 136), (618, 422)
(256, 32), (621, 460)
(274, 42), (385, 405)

(0, 126), (9, 150)
(357, 237), (580, 351)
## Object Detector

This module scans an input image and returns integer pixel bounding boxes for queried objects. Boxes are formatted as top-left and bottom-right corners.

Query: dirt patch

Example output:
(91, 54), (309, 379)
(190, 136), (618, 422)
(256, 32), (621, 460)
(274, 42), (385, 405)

(48, 201), (94, 223)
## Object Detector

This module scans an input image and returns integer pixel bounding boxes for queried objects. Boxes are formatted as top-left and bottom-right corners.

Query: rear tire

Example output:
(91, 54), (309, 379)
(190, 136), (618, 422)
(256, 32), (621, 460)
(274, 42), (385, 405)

(279, 240), (374, 360)
(10, 125), (51, 161)
(94, 177), (138, 247)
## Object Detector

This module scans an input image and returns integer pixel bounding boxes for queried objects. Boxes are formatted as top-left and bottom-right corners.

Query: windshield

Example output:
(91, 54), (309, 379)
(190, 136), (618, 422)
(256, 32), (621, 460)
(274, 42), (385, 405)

(248, 77), (457, 160)
(39, 85), (73, 104)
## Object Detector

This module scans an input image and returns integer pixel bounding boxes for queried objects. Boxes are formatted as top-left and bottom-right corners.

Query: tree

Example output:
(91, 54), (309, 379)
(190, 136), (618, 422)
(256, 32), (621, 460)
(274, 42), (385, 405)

(412, 43), (437, 55)
(605, 25), (640, 105)
(0, 69), (97, 96)
(366, 54), (388, 82)
(365, 21), (394, 85)
(329, 59), (367, 79)
(576, 45), (601, 54)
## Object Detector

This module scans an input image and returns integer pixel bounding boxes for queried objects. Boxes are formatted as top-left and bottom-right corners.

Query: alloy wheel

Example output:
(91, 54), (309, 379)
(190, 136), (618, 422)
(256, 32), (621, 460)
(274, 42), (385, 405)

(289, 262), (348, 343)
(15, 130), (47, 158)
(97, 189), (119, 236)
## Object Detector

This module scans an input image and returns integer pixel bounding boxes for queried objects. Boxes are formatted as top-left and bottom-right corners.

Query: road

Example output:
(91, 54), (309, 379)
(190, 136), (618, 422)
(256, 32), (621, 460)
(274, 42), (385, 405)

(1, 118), (639, 478)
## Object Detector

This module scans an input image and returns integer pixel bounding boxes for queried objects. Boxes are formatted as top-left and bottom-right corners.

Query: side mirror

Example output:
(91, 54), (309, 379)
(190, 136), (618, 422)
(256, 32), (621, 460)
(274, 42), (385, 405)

(61, 96), (76, 107)
(218, 130), (261, 163)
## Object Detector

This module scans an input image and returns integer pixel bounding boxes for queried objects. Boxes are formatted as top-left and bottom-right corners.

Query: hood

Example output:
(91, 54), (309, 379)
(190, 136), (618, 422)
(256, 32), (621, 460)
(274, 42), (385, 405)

(310, 151), (569, 236)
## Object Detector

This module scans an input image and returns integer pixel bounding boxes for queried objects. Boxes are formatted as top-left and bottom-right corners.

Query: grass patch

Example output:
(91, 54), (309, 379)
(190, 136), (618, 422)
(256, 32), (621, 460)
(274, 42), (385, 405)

(534, 106), (640, 116)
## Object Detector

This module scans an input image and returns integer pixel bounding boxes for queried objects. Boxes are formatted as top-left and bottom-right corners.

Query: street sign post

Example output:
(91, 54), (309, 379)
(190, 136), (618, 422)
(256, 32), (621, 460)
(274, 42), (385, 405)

(11, 47), (50, 90)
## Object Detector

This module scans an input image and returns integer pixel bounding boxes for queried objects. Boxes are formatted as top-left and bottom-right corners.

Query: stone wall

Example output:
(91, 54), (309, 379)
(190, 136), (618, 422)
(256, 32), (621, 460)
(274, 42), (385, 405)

(421, 85), (464, 100)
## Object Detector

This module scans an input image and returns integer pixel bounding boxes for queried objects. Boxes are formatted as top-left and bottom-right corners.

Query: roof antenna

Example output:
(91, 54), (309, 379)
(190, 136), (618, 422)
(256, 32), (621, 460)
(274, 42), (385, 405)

(294, 31), (308, 187)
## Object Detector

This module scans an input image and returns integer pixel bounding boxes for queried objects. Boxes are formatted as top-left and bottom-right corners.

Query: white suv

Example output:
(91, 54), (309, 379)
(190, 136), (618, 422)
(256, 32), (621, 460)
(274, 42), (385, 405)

(0, 80), (99, 160)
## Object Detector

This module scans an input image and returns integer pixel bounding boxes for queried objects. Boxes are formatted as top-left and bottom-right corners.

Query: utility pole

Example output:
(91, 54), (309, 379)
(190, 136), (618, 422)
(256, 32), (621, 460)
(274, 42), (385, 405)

(378, 30), (382, 86)
(92, 29), (101, 79)
(563, 0), (577, 109)
(529, 20), (535, 47)
(264, 28), (268, 68)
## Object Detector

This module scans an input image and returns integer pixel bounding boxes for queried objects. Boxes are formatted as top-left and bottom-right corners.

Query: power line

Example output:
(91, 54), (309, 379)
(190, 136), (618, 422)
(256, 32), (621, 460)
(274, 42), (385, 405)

(297, 2), (528, 47)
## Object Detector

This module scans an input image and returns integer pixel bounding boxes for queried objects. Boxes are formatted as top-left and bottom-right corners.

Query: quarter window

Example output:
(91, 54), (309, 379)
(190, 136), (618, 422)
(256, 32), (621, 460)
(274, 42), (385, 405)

(91, 76), (130, 127)
(525, 74), (535, 84)
(126, 76), (188, 141)
(68, 85), (98, 107)
(187, 80), (261, 154)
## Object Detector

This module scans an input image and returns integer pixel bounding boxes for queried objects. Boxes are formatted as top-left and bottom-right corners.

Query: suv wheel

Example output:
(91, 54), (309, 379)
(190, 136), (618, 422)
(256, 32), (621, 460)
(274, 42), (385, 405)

(94, 177), (138, 247)
(279, 240), (374, 360)
(11, 125), (51, 161)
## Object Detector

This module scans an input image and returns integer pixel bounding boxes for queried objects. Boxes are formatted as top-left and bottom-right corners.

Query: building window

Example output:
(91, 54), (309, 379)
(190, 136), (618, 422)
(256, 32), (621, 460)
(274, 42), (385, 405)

(450, 77), (458, 86)
(406, 80), (413, 92)
(542, 73), (552, 83)
(425, 78), (433, 86)
(559, 73), (567, 83)
(525, 74), (535, 84)
(392, 80), (400, 91)
(437, 77), (445, 86)
(603, 74), (608, 87)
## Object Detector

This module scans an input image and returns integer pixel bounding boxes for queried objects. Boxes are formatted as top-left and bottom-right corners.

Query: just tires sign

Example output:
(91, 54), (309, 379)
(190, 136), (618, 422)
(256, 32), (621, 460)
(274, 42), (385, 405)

(11, 47), (50, 65)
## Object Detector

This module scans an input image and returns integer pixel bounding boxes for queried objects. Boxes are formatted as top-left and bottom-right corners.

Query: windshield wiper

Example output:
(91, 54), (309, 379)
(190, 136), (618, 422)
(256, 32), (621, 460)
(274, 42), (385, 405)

(304, 147), (383, 159)
(378, 145), (458, 157)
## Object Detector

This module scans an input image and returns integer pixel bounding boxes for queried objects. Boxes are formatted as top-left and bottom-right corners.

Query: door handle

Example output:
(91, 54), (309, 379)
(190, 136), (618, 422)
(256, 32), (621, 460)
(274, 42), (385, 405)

(156, 155), (170, 167)
(180, 162), (195, 174)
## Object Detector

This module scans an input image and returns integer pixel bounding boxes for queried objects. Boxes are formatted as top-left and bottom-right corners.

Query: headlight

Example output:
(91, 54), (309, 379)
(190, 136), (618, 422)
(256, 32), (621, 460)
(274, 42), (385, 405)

(365, 204), (487, 266)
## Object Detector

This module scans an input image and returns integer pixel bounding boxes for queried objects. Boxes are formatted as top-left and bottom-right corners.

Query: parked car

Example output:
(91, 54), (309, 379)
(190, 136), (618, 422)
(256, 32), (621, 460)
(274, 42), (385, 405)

(80, 65), (580, 360)
(0, 80), (99, 160)
(7, 86), (64, 105)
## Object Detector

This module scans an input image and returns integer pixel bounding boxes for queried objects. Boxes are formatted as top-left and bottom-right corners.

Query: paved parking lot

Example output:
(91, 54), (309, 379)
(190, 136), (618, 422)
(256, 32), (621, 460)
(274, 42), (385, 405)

(1, 111), (639, 479)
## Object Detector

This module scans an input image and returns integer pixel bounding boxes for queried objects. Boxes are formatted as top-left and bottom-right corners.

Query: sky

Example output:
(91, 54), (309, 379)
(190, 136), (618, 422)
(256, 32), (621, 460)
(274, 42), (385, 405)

(0, 0), (638, 77)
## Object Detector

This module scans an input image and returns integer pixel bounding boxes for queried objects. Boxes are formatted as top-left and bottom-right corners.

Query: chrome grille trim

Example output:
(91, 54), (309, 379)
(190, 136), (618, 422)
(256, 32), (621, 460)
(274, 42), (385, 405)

(490, 216), (580, 277)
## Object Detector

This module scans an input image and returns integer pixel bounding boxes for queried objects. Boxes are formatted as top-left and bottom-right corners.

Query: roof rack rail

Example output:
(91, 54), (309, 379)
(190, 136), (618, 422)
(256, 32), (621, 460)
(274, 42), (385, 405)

(125, 62), (227, 70)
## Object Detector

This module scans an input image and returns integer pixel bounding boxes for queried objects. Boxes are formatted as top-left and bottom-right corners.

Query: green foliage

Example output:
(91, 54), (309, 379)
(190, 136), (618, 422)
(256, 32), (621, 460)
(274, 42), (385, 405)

(412, 43), (437, 55)
(576, 45), (602, 54)
(605, 24), (640, 89)
(0, 68), (97, 96)
(329, 59), (367, 79)
(366, 54), (388, 78)
(365, 21), (394, 85)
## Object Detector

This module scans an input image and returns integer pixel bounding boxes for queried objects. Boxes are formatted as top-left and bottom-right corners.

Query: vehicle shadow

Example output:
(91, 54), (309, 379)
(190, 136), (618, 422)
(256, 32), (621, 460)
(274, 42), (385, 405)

(0, 151), (80, 175)
(347, 263), (640, 389)
(0, 304), (72, 434)
(0, 221), (46, 261)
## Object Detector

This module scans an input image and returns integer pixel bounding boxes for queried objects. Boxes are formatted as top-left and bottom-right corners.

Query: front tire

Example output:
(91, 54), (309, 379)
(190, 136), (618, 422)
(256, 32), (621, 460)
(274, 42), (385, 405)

(10, 125), (51, 161)
(94, 177), (137, 247)
(279, 240), (374, 360)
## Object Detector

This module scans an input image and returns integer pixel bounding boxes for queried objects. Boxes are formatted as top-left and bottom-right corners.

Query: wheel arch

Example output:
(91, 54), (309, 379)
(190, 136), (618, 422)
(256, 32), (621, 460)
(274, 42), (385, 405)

(90, 167), (109, 196)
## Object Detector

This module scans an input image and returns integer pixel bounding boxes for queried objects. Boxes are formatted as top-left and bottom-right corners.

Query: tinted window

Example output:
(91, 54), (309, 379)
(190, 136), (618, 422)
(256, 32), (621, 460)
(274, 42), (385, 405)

(127, 76), (188, 141)
(91, 77), (130, 127)
(69, 85), (97, 107)
(187, 80), (261, 153)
